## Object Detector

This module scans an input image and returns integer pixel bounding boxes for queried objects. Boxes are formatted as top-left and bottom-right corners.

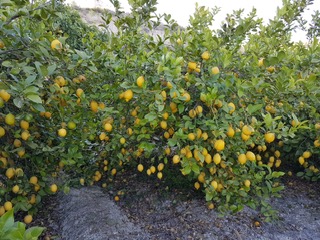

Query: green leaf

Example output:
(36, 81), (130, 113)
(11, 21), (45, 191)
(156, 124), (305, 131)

(247, 104), (263, 114)
(26, 94), (42, 104)
(144, 112), (157, 122)
(271, 171), (285, 178)
(13, 98), (23, 108)
(0, 209), (14, 233)
(24, 226), (45, 240)
(31, 103), (45, 112)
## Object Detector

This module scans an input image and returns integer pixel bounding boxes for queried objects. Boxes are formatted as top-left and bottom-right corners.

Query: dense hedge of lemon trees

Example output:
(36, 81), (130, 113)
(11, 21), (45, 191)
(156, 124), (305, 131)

(0, 0), (319, 224)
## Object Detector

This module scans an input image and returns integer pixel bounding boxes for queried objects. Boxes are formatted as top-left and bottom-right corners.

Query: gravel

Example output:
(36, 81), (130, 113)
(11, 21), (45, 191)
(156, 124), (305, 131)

(38, 174), (320, 240)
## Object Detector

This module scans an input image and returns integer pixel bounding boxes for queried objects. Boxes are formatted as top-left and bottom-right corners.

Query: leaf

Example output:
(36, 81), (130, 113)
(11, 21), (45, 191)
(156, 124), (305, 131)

(13, 98), (23, 108)
(271, 171), (285, 178)
(0, 209), (14, 233)
(247, 104), (263, 114)
(23, 86), (39, 95)
(24, 226), (45, 239)
(31, 103), (45, 112)
(144, 112), (157, 122)
(26, 94), (42, 104)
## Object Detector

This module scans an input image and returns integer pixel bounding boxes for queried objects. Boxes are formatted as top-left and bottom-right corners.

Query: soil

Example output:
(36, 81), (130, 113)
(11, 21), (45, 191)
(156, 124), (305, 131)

(34, 170), (320, 240)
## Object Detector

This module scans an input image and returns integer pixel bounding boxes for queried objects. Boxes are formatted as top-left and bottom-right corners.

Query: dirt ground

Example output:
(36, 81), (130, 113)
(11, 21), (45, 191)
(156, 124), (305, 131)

(34, 170), (320, 240)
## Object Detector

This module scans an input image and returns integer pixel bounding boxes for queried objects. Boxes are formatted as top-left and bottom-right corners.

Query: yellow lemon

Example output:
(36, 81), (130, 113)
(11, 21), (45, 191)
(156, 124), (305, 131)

(51, 39), (62, 50)
(5, 168), (15, 179)
(5, 113), (15, 126)
(136, 76), (145, 88)
(50, 184), (58, 193)
(29, 176), (38, 185)
(227, 102), (236, 114)
(214, 139), (225, 151)
(4, 201), (12, 211)
(58, 128), (67, 137)
(137, 164), (144, 172)
(246, 151), (256, 161)
(172, 155), (180, 164)
(124, 89), (133, 102)
(201, 51), (210, 60)
(211, 66), (220, 75)
(244, 180), (251, 188)
(213, 153), (221, 165)
(0, 127), (5, 138)
(238, 154), (247, 165)
(12, 185), (19, 194)
(104, 123), (112, 132)
(24, 215), (33, 224)
(0, 90), (11, 102)
(264, 132), (275, 143)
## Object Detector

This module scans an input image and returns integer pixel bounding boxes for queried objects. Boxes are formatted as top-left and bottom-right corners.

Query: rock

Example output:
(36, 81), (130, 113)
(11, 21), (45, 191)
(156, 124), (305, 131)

(56, 187), (150, 240)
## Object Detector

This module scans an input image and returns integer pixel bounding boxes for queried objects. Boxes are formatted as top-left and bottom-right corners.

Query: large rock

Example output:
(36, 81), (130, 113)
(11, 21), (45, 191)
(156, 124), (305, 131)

(57, 187), (150, 240)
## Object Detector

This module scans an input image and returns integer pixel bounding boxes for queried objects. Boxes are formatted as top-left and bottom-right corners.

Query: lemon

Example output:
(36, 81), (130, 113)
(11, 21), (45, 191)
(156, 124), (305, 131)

(5, 113), (15, 126)
(211, 180), (218, 190)
(264, 132), (275, 143)
(12, 185), (19, 194)
(246, 151), (256, 161)
(79, 178), (84, 186)
(104, 123), (112, 132)
(0, 127), (5, 138)
(29, 176), (38, 185)
(157, 172), (163, 179)
(160, 121), (167, 130)
(6, 168), (15, 179)
(163, 131), (169, 139)
(195, 105), (203, 114)
(188, 62), (197, 70)
(208, 203), (215, 210)
(58, 128), (67, 137)
(227, 102), (236, 114)
(188, 133), (196, 141)
(17, 148), (25, 157)
(314, 139), (320, 147)
(0, 206), (5, 216)
(90, 100), (99, 112)
(213, 153), (221, 165)
(50, 184), (58, 193)
(258, 58), (264, 67)
(67, 121), (76, 130)
(204, 154), (212, 164)
(298, 156), (305, 165)
(76, 88), (84, 97)
(242, 125), (254, 136)
(244, 180), (251, 188)
(21, 130), (30, 141)
(172, 155), (180, 164)
(211, 66), (220, 75)
(120, 137), (126, 145)
(4, 201), (12, 211)
(201, 132), (208, 140)
(51, 39), (62, 50)
(182, 92), (191, 102)
(227, 126), (235, 137)
(0, 89), (11, 102)
(267, 66), (275, 73)
(214, 139), (225, 151)
(24, 215), (33, 224)
(136, 76), (145, 88)
(157, 163), (164, 171)
(201, 51), (210, 60)
(137, 164), (144, 172)
(238, 154), (247, 165)
(150, 166), (156, 173)
(124, 89), (133, 102)
(302, 151), (312, 159)
(194, 182), (200, 190)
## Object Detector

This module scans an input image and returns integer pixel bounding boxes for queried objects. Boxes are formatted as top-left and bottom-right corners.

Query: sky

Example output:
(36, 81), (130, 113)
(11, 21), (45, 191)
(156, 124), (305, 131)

(65, 0), (320, 42)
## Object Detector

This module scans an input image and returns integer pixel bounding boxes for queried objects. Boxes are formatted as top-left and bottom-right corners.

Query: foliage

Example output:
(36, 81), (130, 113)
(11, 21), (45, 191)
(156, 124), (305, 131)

(0, 209), (44, 240)
(0, 0), (319, 226)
